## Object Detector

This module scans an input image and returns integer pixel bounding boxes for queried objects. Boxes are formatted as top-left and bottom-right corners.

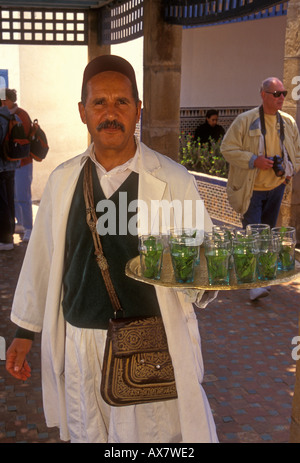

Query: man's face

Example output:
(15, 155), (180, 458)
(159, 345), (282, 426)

(78, 71), (141, 161)
(261, 79), (286, 115)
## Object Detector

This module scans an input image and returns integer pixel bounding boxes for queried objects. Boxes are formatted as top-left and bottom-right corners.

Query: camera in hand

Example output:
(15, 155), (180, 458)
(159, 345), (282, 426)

(270, 155), (285, 177)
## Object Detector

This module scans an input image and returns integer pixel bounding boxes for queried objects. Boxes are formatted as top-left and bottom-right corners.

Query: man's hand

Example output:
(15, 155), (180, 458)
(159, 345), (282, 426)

(254, 156), (274, 170)
(6, 338), (33, 381)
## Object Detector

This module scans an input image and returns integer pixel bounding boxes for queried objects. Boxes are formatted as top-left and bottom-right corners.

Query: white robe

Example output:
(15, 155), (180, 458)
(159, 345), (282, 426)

(11, 140), (218, 443)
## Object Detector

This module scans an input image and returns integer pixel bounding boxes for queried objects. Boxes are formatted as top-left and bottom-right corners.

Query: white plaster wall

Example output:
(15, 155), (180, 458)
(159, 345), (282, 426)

(20, 45), (88, 200)
(0, 44), (88, 200)
(112, 36), (144, 103)
(181, 15), (287, 108)
(0, 40), (143, 201)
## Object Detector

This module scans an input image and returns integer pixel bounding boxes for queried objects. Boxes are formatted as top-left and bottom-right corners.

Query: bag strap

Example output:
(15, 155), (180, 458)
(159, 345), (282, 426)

(83, 157), (124, 318)
(259, 105), (268, 158)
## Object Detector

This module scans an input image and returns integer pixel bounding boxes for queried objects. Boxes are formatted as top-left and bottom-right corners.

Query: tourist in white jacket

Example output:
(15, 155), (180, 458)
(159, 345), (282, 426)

(221, 77), (300, 300)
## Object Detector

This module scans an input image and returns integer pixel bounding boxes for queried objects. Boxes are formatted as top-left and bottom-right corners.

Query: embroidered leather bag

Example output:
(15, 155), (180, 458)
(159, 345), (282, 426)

(100, 315), (177, 406)
(83, 158), (177, 406)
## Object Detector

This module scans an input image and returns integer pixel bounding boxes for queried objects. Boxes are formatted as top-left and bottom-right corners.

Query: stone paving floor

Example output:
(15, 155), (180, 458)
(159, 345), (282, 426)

(0, 231), (300, 443)
(196, 279), (300, 443)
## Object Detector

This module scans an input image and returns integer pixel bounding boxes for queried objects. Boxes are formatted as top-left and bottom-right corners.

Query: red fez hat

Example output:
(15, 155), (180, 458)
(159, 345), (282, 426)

(81, 54), (138, 101)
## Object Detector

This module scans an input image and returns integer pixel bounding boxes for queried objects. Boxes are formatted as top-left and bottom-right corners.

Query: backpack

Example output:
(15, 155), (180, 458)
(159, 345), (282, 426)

(0, 112), (31, 161)
(28, 119), (49, 162)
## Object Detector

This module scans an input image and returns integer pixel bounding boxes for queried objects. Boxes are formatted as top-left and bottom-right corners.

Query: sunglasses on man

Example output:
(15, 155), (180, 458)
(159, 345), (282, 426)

(265, 90), (288, 98)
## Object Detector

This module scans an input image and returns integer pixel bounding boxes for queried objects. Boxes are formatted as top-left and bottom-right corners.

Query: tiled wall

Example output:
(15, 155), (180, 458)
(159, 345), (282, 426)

(193, 172), (242, 227)
(180, 106), (253, 136)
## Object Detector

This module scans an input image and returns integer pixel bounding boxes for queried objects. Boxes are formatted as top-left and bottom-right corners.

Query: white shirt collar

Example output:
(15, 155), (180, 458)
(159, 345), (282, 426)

(81, 139), (140, 176)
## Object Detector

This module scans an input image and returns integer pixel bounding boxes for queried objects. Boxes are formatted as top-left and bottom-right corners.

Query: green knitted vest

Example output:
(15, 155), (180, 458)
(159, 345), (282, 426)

(62, 162), (161, 329)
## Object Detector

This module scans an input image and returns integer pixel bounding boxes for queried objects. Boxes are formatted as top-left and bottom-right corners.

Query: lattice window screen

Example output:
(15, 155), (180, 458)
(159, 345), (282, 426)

(101, 0), (143, 44)
(163, 0), (288, 25)
(0, 8), (88, 45)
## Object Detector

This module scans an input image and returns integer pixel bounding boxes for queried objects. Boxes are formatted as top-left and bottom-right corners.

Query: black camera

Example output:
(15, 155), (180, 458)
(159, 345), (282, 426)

(270, 155), (285, 177)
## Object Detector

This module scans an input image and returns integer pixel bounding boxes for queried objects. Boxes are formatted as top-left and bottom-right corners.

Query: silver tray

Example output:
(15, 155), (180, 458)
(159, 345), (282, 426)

(125, 248), (300, 290)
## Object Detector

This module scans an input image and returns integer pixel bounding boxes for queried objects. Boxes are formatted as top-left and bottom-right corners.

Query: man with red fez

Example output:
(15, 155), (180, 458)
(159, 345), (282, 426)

(6, 56), (217, 443)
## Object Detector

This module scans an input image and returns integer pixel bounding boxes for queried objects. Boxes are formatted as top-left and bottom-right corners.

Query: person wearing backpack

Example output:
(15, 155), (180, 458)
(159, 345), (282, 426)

(2, 89), (32, 243)
(0, 99), (21, 251)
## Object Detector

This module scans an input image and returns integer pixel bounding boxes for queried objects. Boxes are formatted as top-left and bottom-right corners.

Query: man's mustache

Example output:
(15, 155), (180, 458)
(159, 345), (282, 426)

(96, 120), (125, 132)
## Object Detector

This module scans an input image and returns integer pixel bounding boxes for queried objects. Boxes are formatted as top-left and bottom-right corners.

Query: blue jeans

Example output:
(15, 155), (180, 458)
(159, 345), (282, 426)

(14, 162), (33, 231)
(242, 183), (285, 229)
